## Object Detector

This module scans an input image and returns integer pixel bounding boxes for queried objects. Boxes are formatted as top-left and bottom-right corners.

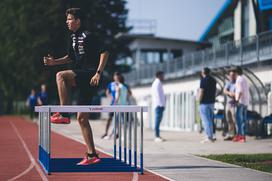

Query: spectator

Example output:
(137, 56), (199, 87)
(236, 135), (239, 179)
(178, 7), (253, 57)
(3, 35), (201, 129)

(152, 71), (166, 143)
(38, 84), (48, 105)
(115, 74), (128, 106)
(223, 69), (237, 140)
(233, 66), (250, 143)
(101, 72), (120, 139)
(198, 67), (216, 143)
(26, 89), (39, 119)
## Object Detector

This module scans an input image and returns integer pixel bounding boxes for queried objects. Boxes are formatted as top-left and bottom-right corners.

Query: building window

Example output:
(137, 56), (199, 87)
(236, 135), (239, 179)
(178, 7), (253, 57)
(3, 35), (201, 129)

(140, 51), (160, 64)
(242, 0), (250, 38)
(172, 50), (183, 59)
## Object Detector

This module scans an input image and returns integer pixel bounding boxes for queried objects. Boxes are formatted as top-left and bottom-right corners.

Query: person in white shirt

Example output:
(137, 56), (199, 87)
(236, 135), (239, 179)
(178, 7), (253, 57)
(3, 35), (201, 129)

(151, 71), (166, 142)
(115, 76), (128, 106)
(233, 66), (250, 143)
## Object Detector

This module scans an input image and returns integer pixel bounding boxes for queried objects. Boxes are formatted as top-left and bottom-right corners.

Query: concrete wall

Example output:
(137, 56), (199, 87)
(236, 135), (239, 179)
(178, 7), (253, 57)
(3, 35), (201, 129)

(132, 77), (199, 102)
(129, 39), (202, 53)
(234, 0), (242, 41)
(234, 0), (257, 41)
(248, 0), (257, 36)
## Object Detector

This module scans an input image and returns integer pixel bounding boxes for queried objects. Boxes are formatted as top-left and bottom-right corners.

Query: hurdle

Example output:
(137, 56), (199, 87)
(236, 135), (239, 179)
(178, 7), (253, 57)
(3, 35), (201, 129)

(35, 105), (148, 175)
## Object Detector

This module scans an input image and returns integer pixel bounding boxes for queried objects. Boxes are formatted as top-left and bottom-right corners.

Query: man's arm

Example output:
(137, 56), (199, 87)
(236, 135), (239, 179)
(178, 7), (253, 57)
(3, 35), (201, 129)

(199, 89), (204, 102)
(224, 87), (235, 98)
(90, 51), (109, 86)
(43, 54), (71, 66)
(114, 86), (120, 105)
(106, 89), (111, 97)
(157, 83), (165, 106)
(235, 83), (242, 102)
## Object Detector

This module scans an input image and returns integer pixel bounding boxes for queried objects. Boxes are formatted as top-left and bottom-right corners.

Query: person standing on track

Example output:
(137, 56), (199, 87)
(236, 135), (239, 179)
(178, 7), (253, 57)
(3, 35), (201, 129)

(43, 8), (109, 165)
(101, 72), (120, 139)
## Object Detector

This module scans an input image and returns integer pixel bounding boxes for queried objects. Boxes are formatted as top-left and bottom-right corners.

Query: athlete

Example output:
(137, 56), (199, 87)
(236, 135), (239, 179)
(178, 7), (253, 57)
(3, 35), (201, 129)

(43, 8), (109, 165)
(101, 72), (120, 139)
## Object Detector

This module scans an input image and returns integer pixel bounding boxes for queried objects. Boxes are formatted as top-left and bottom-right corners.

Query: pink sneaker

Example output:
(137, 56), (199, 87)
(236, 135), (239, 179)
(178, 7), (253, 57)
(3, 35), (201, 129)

(232, 135), (240, 142)
(237, 136), (246, 143)
(50, 114), (70, 124)
(51, 112), (60, 119)
(77, 153), (101, 166)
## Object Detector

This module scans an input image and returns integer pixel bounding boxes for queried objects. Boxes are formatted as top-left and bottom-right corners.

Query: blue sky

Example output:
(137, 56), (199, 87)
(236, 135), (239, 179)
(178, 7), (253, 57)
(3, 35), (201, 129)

(126, 0), (226, 41)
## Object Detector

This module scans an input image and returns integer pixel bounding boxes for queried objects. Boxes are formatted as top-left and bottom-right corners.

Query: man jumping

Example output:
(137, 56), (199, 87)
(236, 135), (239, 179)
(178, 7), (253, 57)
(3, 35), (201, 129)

(43, 8), (109, 165)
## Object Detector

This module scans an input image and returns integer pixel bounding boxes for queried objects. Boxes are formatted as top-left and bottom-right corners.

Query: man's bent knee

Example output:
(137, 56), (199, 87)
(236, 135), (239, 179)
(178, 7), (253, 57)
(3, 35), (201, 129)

(56, 71), (64, 82)
(77, 113), (89, 125)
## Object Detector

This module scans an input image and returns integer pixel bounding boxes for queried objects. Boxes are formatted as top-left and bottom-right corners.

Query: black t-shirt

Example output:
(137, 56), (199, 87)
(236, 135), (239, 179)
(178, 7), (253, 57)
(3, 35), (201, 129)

(68, 28), (106, 70)
(200, 75), (216, 104)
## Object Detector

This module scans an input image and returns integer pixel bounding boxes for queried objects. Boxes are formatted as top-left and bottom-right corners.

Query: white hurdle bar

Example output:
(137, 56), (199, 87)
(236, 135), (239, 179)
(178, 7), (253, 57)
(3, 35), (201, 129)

(35, 105), (148, 174)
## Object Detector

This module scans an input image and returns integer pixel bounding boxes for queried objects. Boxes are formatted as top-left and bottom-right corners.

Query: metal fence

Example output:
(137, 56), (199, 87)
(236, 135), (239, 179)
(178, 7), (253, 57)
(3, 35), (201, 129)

(147, 91), (196, 131)
(125, 31), (272, 86)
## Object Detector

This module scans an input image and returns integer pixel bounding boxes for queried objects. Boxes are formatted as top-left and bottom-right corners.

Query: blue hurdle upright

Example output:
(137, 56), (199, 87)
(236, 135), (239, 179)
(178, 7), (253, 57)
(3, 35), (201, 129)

(35, 105), (147, 175)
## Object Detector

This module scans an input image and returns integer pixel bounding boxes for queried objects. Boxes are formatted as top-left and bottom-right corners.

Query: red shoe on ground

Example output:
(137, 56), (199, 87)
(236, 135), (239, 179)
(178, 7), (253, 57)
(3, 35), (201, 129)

(50, 114), (70, 124)
(77, 153), (101, 165)
(237, 136), (246, 143)
(232, 135), (240, 142)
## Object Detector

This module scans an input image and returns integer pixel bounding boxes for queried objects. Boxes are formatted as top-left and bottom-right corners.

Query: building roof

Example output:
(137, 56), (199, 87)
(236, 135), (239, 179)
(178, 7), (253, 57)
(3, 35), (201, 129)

(116, 33), (210, 46)
(258, 0), (272, 11)
(199, 0), (234, 41)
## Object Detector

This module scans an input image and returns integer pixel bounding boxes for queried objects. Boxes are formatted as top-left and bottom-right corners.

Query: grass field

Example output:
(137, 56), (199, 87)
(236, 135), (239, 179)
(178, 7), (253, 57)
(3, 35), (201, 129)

(202, 154), (272, 174)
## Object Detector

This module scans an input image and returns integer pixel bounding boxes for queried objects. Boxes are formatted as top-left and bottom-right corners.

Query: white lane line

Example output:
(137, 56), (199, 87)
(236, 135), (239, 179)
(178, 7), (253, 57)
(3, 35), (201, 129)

(132, 172), (138, 181)
(10, 121), (48, 181)
(7, 163), (34, 181)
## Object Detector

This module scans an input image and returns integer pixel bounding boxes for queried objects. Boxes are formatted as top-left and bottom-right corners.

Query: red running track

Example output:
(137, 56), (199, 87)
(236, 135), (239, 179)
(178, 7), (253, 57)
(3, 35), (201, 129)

(0, 116), (168, 181)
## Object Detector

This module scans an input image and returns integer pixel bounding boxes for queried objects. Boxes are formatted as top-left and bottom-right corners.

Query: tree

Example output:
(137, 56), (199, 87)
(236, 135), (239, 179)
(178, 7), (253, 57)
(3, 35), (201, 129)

(0, 0), (130, 105)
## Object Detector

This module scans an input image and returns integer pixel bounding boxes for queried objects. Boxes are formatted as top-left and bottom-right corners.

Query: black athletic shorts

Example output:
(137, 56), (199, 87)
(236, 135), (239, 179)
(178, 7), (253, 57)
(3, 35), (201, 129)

(109, 112), (114, 118)
(73, 69), (98, 105)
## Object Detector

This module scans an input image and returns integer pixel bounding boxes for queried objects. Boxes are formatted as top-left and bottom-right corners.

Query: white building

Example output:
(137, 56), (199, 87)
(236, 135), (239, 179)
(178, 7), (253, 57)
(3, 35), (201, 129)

(200, 0), (272, 46)
(122, 0), (272, 132)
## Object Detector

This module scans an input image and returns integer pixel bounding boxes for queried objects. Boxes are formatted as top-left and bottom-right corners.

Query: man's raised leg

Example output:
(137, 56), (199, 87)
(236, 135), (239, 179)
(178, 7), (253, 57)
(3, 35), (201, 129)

(56, 70), (76, 105)
(51, 70), (76, 124)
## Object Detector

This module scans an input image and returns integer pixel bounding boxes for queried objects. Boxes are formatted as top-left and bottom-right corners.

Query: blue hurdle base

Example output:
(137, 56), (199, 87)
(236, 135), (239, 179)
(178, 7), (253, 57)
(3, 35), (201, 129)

(49, 158), (141, 173)
(39, 146), (142, 174)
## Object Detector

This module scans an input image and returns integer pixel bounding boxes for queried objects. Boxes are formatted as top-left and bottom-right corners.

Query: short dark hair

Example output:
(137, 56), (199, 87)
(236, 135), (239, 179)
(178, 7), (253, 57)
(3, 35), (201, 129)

(114, 71), (121, 77)
(66, 8), (85, 21)
(203, 67), (210, 75)
(119, 75), (125, 84)
(236, 66), (243, 75)
(156, 71), (164, 78)
(228, 68), (236, 74)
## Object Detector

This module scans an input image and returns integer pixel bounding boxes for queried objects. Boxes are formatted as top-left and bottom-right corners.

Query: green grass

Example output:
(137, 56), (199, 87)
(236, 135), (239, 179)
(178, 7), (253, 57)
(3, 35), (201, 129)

(201, 154), (272, 173)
